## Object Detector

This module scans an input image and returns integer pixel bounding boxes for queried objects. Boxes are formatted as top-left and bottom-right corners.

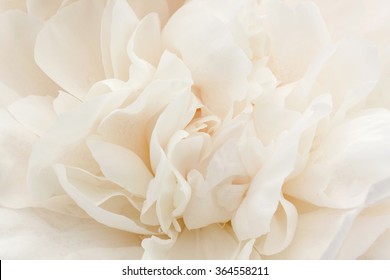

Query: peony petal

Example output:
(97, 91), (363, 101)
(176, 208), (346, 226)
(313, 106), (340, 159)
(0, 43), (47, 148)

(0, 110), (37, 208)
(163, 1), (251, 118)
(360, 229), (390, 259)
(233, 95), (331, 240)
(0, 82), (19, 109)
(153, 50), (192, 84)
(28, 92), (129, 200)
(270, 208), (360, 259)
(285, 109), (390, 208)
(101, 0), (138, 80)
(0, 10), (58, 97)
(87, 138), (153, 198)
(26, 0), (63, 20)
(35, 0), (106, 99)
(52, 91), (81, 115)
(0, 207), (142, 259)
(256, 197), (298, 256)
(143, 224), (240, 260)
(265, 0), (330, 82)
(8, 95), (57, 136)
(127, 0), (169, 26)
(54, 164), (155, 234)
(336, 200), (390, 259)
(127, 12), (162, 67)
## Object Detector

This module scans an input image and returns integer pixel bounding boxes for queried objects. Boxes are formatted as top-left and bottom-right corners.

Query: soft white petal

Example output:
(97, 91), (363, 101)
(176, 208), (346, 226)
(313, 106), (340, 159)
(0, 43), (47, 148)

(163, 1), (251, 118)
(8, 95), (56, 136)
(28, 92), (129, 200)
(127, 0), (170, 26)
(269, 208), (360, 259)
(55, 164), (155, 235)
(143, 224), (240, 260)
(0, 110), (37, 208)
(26, 0), (63, 20)
(87, 138), (152, 197)
(265, 0), (330, 82)
(336, 200), (390, 259)
(0, 207), (142, 259)
(101, 0), (138, 80)
(285, 109), (390, 208)
(255, 197), (298, 255)
(0, 10), (58, 96)
(35, 0), (106, 99)
(360, 229), (390, 259)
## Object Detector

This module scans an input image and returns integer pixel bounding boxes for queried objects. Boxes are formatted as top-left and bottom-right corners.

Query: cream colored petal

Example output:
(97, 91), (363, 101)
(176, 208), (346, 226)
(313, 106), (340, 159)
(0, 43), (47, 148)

(265, 0), (330, 82)
(0, 82), (19, 109)
(316, 38), (381, 117)
(141, 235), (176, 260)
(153, 50), (192, 84)
(336, 200), (390, 259)
(97, 80), (191, 169)
(0, 10), (58, 97)
(101, 0), (138, 80)
(233, 95), (331, 240)
(87, 138), (152, 197)
(52, 91), (81, 115)
(35, 0), (106, 99)
(55, 164), (154, 235)
(0, 207), (142, 259)
(26, 0), (63, 20)
(255, 197), (298, 255)
(360, 229), (390, 259)
(28, 92), (129, 200)
(127, 0), (169, 26)
(269, 208), (360, 259)
(143, 93), (197, 231)
(167, 224), (241, 259)
(163, 1), (251, 118)
(127, 13), (162, 67)
(8, 95), (56, 136)
(312, 0), (390, 41)
(0, 0), (26, 13)
(0, 110), (37, 208)
(286, 109), (390, 208)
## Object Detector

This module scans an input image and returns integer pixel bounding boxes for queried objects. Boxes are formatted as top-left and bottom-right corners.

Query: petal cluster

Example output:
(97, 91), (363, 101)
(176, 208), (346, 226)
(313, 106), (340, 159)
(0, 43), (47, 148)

(0, 0), (389, 259)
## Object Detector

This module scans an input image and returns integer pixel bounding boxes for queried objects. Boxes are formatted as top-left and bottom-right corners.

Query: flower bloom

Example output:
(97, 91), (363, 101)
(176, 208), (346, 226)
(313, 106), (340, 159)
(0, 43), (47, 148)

(0, 0), (389, 259)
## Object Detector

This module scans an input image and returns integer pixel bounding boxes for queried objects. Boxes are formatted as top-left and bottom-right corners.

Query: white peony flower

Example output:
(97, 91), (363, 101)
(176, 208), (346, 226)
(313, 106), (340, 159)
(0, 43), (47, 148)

(0, 0), (389, 259)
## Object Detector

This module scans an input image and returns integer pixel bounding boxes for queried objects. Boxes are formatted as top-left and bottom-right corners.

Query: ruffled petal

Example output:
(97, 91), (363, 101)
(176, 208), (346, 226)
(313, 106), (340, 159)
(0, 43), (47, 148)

(55, 164), (155, 234)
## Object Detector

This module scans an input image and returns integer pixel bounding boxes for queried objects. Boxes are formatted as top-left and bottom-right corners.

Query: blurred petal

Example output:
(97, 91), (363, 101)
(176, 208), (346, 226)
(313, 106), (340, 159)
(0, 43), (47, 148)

(0, 207), (142, 259)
